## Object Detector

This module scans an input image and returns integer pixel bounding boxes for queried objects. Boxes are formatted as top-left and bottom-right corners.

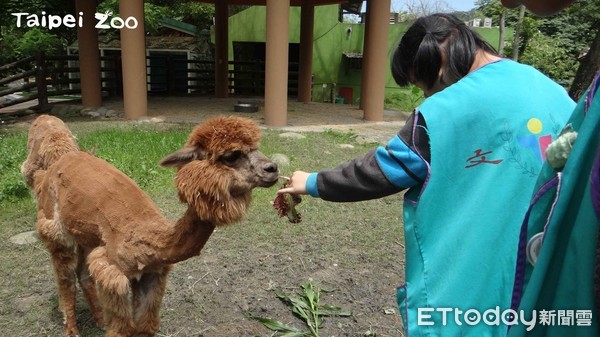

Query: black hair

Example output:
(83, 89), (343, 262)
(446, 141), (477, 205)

(391, 13), (497, 90)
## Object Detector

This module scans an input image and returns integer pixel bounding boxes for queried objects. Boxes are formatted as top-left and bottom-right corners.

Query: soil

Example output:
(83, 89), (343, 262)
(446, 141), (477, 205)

(102, 96), (409, 145)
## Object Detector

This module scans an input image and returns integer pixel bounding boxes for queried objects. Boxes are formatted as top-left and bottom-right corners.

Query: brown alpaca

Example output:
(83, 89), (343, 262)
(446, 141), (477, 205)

(25, 115), (279, 337)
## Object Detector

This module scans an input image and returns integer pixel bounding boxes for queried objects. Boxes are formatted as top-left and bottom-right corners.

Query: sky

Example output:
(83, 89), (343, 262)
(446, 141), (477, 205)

(390, 0), (477, 12)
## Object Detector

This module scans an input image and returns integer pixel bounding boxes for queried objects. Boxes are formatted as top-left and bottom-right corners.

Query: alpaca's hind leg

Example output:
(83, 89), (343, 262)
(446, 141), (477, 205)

(88, 246), (134, 337)
(76, 247), (104, 328)
(50, 248), (80, 337)
(36, 216), (80, 337)
(132, 266), (172, 337)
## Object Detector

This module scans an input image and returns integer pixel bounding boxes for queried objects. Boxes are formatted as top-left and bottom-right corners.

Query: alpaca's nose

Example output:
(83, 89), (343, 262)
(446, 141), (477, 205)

(264, 162), (278, 173)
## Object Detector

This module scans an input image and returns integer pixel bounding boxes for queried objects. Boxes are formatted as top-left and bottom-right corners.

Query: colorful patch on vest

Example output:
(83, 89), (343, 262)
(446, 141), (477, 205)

(466, 118), (562, 176)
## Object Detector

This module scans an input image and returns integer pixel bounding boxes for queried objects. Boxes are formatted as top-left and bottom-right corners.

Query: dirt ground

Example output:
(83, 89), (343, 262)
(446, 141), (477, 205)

(3, 97), (410, 337)
(104, 96), (408, 144)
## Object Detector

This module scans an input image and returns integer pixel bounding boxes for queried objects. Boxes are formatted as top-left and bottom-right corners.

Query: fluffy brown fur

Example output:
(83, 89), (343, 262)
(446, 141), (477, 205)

(21, 114), (78, 188)
(25, 115), (279, 337)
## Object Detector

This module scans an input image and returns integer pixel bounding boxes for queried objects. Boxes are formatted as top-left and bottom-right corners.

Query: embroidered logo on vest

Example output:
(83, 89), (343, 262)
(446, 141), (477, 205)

(496, 117), (561, 176)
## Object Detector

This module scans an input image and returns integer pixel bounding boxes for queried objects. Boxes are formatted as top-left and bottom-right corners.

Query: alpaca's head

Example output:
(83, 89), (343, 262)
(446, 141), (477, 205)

(160, 116), (279, 226)
(21, 115), (79, 188)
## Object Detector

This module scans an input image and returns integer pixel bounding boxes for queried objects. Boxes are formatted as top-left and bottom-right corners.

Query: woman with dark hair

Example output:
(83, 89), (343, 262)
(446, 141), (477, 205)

(279, 13), (575, 336)
(391, 14), (498, 97)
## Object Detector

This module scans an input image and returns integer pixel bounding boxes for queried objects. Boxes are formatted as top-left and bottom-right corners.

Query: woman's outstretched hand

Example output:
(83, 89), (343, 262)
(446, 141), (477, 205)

(277, 171), (311, 195)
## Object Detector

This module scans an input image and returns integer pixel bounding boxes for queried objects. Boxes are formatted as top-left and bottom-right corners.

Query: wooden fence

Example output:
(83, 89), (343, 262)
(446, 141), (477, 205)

(0, 52), (299, 111)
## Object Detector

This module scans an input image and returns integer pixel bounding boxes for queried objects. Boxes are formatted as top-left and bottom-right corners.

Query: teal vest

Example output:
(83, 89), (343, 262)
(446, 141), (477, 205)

(507, 72), (600, 337)
(397, 60), (574, 337)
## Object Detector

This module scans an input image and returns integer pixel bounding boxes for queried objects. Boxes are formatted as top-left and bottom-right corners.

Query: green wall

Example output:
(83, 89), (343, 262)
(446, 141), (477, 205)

(226, 5), (505, 104)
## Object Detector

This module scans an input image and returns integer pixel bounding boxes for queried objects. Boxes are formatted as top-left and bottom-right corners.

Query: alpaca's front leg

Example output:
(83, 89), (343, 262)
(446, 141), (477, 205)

(132, 266), (172, 336)
(88, 246), (134, 336)
(76, 246), (104, 328)
(36, 216), (80, 337)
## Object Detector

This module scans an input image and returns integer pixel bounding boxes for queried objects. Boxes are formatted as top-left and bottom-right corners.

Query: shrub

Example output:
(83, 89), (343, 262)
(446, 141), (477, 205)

(518, 32), (577, 87)
(16, 28), (64, 57)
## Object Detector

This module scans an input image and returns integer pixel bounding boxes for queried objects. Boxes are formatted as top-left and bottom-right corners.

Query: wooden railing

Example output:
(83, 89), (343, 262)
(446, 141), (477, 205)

(0, 52), (300, 111)
(0, 53), (82, 110)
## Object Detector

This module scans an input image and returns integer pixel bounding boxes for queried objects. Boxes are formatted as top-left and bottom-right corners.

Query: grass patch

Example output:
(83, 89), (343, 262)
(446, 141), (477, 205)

(76, 123), (192, 192)
(0, 130), (29, 203)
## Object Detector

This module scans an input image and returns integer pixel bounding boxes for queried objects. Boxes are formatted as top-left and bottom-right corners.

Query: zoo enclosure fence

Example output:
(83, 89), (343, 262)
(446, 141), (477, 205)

(0, 52), (300, 111)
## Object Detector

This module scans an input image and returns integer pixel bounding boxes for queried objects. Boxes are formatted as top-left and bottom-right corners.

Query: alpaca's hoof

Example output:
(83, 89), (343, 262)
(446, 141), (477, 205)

(65, 327), (80, 337)
(95, 317), (105, 329)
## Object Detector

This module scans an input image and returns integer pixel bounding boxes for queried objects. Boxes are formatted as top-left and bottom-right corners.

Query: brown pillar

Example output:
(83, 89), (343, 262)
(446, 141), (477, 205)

(75, 0), (101, 108)
(359, 0), (372, 110)
(215, 1), (229, 98)
(119, 0), (147, 119)
(361, 0), (390, 121)
(264, 0), (290, 126)
(297, 2), (314, 103)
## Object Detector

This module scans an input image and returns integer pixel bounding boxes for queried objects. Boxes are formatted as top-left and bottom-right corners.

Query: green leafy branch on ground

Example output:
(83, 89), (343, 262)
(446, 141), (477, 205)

(251, 280), (352, 337)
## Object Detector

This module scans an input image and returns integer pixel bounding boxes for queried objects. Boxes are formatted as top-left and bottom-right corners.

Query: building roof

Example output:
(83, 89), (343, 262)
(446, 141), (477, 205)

(160, 17), (199, 36)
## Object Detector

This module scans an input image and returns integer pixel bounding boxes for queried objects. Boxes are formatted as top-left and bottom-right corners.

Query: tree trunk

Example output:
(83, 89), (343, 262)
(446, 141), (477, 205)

(569, 26), (600, 101)
(498, 9), (506, 56)
(512, 5), (525, 61)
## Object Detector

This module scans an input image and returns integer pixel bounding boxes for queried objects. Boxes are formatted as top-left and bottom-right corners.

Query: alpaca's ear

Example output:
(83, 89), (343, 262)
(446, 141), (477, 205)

(159, 147), (205, 168)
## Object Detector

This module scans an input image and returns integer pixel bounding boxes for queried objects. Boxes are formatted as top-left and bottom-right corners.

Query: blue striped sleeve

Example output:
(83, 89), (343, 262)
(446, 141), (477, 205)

(375, 135), (427, 188)
(306, 172), (320, 198)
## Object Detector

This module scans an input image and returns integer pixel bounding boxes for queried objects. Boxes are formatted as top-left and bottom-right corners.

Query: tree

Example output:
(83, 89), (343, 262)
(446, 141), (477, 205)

(498, 8), (506, 55)
(475, 0), (508, 54)
(0, 0), (76, 63)
(536, 0), (600, 99)
(511, 5), (525, 60)
(477, 0), (598, 97)
(0, 0), (76, 42)
(569, 28), (600, 100)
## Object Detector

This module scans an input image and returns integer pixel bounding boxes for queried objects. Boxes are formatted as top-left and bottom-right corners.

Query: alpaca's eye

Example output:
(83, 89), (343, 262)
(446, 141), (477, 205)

(221, 151), (243, 166)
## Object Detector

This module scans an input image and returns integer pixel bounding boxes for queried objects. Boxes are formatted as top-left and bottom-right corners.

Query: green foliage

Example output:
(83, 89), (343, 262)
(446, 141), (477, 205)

(516, 16), (540, 55)
(98, 0), (215, 35)
(97, 0), (169, 35)
(477, 0), (599, 89)
(384, 85), (423, 113)
(251, 280), (352, 337)
(518, 32), (577, 87)
(538, 0), (600, 57)
(166, 2), (214, 30)
(475, 0), (505, 24)
(16, 28), (64, 56)
(0, 0), (76, 43)
(476, 0), (524, 26)
(0, 27), (21, 64)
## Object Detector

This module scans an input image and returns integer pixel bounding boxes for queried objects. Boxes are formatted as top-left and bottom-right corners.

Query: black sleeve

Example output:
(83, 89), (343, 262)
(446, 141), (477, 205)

(315, 112), (430, 202)
(316, 149), (403, 202)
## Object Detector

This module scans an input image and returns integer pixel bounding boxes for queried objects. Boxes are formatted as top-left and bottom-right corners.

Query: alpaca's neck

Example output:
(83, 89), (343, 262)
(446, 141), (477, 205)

(157, 207), (215, 264)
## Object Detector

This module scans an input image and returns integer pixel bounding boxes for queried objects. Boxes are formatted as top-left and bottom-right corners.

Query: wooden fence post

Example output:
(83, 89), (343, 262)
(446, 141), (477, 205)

(35, 51), (48, 111)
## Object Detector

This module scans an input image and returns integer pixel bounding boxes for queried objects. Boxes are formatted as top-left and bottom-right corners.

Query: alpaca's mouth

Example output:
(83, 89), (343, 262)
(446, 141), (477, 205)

(259, 174), (279, 188)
